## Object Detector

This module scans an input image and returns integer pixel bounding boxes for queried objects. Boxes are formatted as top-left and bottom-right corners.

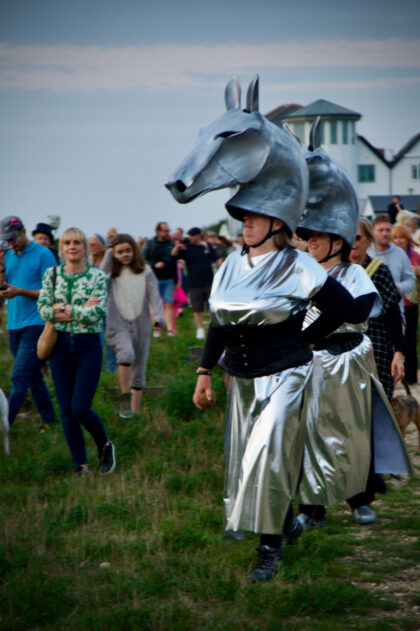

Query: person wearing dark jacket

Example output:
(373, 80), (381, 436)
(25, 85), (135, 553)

(144, 221), (177, 336)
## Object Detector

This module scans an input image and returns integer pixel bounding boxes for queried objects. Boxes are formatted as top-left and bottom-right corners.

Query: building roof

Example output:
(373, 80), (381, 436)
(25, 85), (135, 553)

(282, 99), (361, 121)
(391, 133), (420, 166)
(265, 103), (302, 126)
(366, 195), (420, 213)
(358, 135), (390, 166)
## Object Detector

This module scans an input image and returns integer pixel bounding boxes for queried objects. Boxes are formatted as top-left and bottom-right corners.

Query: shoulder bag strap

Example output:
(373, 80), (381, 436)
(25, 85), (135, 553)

(365, 258), (382, 278)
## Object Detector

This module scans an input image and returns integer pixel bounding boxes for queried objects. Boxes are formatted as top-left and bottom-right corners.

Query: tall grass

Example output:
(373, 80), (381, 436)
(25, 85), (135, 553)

(0, 308), (419, 630)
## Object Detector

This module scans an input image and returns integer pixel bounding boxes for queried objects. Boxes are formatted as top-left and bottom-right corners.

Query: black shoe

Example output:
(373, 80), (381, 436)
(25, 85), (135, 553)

(283, 516), (303, 546)
(247, 545), (282, 582)
(307, 516), (328, 530)
(99, 440), (116, 475)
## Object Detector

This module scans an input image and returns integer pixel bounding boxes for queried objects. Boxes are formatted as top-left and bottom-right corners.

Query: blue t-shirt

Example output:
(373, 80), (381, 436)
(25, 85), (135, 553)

(5, 241), (57, 330)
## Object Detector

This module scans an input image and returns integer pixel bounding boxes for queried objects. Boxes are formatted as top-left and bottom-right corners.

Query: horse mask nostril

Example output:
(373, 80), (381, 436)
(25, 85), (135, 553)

(175, 180), (187, 193)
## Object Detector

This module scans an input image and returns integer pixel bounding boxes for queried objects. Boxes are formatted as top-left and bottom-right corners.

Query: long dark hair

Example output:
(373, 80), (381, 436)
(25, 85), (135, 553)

(111, 233), (145, 278)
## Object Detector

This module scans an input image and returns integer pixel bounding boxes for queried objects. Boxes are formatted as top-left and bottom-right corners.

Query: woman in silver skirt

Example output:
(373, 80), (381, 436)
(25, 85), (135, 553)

(193, 208), (357, 582)
(295, 144), (412, 529)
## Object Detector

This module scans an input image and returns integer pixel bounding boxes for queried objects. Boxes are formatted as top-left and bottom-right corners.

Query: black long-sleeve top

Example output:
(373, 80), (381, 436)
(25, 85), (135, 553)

(200, 276), (364, 377)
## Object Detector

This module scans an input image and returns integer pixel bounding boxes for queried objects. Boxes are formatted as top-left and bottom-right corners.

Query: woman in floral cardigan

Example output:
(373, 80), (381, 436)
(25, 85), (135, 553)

(38, 227), (115, 475)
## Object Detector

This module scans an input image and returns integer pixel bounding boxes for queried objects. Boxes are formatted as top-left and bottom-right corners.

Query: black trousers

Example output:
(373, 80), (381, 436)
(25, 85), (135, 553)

(404, 304), (418, 384)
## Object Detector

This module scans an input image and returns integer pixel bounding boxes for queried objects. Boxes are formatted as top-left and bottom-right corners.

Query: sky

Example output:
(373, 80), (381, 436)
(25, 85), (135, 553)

(1, 0), (420, 239)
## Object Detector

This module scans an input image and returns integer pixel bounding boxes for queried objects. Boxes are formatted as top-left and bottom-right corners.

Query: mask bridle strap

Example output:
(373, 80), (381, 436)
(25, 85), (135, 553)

(241, 218), (283, 256)
(319, 235), (343, 263)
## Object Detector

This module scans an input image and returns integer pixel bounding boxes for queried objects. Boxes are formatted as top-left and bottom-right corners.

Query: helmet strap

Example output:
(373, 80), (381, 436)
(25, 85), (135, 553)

(241, 218), (283, 256)
(319, 235), (343, 263)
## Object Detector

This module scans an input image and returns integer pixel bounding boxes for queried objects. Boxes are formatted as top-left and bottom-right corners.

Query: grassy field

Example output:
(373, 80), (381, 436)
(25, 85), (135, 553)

(0, 308), (419, 631)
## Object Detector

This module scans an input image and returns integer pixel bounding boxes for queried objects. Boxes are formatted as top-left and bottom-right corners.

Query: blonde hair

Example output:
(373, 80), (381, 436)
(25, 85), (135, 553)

(59, 227), (88, 257)
(396, 209), (417, 230)
(392, 224), (415, 249)
(358, 218), (374, 243)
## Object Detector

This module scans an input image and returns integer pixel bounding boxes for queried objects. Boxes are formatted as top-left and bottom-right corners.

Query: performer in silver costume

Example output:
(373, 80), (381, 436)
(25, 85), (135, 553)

(167, 77), (358, 582)
(194, 210), (359, 581)
(296, 140), (413, 529)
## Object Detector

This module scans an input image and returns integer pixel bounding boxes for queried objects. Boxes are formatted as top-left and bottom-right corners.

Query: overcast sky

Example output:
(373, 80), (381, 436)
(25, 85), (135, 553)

(1, 0), (419, 239)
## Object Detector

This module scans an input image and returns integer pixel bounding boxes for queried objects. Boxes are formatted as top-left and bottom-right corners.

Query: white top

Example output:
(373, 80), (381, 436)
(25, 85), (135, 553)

(112, 267), (147, 321)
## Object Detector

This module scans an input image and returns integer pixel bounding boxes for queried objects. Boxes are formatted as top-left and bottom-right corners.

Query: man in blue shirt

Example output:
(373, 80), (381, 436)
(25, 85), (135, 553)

(0, 216), (57, 426)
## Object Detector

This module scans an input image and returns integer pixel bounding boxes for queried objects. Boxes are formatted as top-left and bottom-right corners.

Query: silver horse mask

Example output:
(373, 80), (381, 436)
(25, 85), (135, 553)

(296, 119), (360, 248)
(165, 76), (309, 236)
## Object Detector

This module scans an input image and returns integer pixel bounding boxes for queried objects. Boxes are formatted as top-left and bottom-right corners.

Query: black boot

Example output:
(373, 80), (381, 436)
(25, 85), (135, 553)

(247, 545), (282, 582)
(283, 516), (303, 545)
(283, 505), (303, 546)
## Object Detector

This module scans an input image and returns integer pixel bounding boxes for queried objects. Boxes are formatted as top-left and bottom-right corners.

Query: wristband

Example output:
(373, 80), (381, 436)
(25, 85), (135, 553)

(196, 369), (212, 376)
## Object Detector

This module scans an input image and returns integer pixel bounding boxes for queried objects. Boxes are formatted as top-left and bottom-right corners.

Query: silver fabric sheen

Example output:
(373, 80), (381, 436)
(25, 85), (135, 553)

(210, 249), (327, 533)
(299, 263), (413, 505)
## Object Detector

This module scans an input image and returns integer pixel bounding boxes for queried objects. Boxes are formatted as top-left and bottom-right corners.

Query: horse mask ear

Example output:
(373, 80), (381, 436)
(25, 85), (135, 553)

(306, 118), (333, 205)
(308, 117), (321, 151)
(225, 77), (241, 110)
(282, 122), (303, 146)
(246, 75), (259, 113)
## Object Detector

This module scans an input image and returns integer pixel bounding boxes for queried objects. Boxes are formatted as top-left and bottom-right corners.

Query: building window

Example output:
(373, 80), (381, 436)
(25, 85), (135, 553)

(358, 165), (375, 182)
(412, 164), (419, 179)
(342, 121), (348, 144)
(330, 121), (337, 144)
(351, 122), (356, 144)
(294, 123), (304, 142)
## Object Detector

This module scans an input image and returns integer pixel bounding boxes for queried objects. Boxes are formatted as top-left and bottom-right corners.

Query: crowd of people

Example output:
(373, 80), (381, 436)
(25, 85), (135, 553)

(0, 200), (418, 581)
(0, 216), (242, 471)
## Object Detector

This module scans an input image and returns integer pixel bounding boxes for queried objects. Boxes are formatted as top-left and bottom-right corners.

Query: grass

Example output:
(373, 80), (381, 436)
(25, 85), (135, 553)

(0, 308), (419, 630)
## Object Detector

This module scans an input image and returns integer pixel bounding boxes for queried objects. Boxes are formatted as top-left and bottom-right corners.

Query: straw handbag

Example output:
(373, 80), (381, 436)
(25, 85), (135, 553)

(37, 267), (58, 360)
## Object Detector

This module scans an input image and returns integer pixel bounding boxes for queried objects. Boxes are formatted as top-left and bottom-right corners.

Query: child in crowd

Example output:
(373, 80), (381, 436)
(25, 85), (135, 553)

(101, 234), (165, 418)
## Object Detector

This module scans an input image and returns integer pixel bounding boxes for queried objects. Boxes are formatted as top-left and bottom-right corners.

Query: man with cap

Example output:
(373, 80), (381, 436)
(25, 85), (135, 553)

(0, 216), (57, 427)
(171, 227), (222, 339)
(32, 222), (60, 263)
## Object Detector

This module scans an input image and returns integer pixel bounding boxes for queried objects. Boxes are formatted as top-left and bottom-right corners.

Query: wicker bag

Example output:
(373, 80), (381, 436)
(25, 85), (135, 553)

(37, 267), (58, 360)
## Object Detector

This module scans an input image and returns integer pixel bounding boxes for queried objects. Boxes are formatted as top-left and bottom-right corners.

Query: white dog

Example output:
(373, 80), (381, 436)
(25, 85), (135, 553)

(0, 388), (10, 455)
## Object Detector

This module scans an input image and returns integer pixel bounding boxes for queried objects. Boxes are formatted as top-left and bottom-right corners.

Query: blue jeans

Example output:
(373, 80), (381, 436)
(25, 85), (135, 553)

(49, 332), (108, 466)
(158, 278), (174, 303)
(8, 325), (56, 425)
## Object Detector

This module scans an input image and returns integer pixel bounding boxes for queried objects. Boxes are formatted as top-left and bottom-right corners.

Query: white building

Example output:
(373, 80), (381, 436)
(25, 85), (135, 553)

(267, 99), (420, 215)
(225, 99), (420, 236)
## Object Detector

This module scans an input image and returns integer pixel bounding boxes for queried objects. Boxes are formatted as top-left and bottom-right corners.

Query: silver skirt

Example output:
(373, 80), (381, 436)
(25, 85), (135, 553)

(224, 362), (311, 534)
(299, 336), (413, 505)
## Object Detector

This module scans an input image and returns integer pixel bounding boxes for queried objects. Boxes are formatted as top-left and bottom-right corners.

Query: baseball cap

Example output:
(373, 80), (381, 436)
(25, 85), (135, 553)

(0, 216), (24, 241)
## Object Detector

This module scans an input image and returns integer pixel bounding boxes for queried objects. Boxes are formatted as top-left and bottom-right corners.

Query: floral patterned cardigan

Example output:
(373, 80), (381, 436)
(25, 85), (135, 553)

(38, 265), (108, 334)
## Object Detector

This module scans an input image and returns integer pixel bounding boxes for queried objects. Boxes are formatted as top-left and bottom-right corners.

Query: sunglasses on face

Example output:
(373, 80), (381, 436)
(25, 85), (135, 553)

(354, 234), (363, 242)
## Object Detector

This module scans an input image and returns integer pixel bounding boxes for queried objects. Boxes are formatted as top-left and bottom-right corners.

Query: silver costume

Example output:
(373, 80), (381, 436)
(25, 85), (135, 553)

(209, 248), (327, 534)
(299, 263), (413, 506)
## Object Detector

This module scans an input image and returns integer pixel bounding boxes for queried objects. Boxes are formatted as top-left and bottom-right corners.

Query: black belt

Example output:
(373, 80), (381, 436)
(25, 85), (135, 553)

(219, 317), (312, 377)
